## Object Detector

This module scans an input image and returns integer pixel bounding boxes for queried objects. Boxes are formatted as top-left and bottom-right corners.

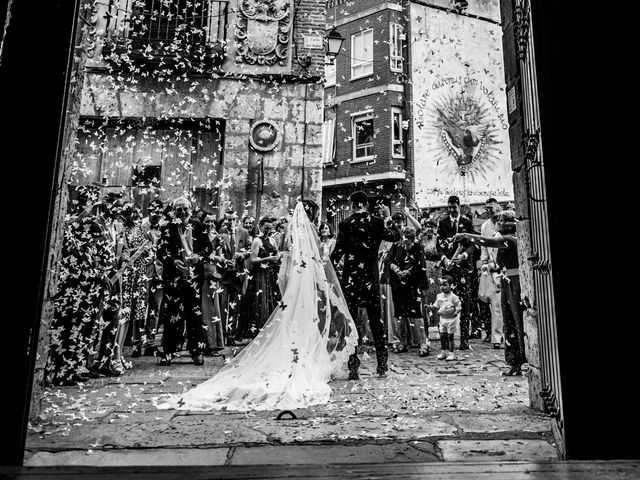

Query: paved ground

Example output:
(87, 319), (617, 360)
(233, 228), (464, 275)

(25, 336), (557, 466)
(4, 461), (640, 480)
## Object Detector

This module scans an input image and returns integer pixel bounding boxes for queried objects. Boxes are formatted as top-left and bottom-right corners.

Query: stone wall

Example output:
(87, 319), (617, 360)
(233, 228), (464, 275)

(79, 73), (324, 218)
(92, 0), (327, 79)
(30, 0), (94, 420)
(500, 0), (543, 412)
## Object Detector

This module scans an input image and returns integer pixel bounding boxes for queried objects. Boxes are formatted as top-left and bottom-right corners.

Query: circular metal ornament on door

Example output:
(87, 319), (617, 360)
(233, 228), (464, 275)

(249, 120), (279, 152)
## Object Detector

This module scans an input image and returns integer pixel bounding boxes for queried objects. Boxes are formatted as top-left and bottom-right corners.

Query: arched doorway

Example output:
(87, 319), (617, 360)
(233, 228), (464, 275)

(2, 0), (637, 470)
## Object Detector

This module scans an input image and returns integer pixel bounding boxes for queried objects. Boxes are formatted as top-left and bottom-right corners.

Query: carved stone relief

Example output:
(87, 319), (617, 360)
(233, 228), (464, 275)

(235, 0), (292, 66)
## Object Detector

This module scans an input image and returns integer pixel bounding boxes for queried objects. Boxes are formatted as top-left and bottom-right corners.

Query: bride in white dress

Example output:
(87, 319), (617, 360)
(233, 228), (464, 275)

(156, 201), (359, 411)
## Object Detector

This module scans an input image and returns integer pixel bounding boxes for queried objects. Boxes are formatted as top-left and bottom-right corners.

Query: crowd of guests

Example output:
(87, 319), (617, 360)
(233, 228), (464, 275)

(46, 187), (526, 387)
(375, 194), (526, 376)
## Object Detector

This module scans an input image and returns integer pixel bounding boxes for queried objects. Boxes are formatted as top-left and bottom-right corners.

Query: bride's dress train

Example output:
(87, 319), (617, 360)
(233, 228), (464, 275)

(156, 202), (358, 411)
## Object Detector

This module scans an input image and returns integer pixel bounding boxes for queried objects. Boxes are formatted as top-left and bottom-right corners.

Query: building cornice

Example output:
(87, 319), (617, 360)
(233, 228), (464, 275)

(323, 170), (406, 187)
(325, 83), (404, 107)
(84, 65), (323, 84)
(326, 2), (404, 29)
(408, 0), (501, 26)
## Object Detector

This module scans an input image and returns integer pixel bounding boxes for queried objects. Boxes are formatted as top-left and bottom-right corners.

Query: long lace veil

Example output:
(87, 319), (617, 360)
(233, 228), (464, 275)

(283, 201), (358, 375)
(156, 202), (358, 411)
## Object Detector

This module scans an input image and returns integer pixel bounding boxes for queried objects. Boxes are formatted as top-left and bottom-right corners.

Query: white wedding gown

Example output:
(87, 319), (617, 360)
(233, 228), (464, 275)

(156, 202), (359, 411)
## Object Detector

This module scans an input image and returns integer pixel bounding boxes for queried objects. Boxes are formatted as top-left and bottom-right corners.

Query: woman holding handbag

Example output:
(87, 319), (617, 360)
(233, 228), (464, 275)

(454, 210), (526, 376)
(201, 213), (225, 355)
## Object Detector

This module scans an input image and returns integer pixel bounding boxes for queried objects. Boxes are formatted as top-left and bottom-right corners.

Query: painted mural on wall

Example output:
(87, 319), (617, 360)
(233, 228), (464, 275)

(410, 4), (513, 207)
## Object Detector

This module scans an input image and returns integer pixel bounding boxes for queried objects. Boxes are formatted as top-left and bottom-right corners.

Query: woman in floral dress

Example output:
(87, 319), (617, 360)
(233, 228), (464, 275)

(119, 203), (150, 366)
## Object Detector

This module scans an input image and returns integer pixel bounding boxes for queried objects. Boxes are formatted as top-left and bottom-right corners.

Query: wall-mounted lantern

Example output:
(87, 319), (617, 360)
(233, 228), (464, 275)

(325, 28), (344, 65)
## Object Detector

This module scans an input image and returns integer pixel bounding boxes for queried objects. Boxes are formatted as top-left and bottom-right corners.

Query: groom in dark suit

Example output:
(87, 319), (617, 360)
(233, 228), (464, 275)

(436, 195), (478, 350)
(156, 197), (212, 366)
(331, 191), (400, 379)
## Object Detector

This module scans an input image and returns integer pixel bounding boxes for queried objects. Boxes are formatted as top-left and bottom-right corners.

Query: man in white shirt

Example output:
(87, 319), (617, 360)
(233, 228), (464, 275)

(479, 198), (503, 347)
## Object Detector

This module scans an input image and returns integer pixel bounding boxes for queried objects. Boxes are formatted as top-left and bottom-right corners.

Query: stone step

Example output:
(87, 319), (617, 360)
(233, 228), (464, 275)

(24, 438), (559, 467)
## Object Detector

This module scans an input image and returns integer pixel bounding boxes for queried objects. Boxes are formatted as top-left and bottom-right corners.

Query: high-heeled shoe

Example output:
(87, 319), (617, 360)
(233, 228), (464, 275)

(143, 346), (158, 356)
(502, 366), (522, 376)
(191, 354), (205, 366)
(159, 355), (172, 366)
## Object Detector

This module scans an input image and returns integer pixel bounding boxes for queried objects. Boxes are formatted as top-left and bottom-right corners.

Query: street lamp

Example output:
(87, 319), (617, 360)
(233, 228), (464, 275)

(325, 28), (344, 64)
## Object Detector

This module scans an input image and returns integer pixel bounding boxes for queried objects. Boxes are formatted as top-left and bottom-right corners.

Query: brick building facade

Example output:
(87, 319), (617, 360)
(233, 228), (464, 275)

(322, 0), (513, 229)
(323, 0), (411, 230)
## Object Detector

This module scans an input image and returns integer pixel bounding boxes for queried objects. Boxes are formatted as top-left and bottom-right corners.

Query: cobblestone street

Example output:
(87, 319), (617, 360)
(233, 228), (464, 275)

(25, 337), (557, 466)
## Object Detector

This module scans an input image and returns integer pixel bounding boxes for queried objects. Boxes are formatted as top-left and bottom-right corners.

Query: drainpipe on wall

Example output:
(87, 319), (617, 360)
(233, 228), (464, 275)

(256, 153), (264, 220)
(401, 0), (414, 204)
(300, 82), (309, 200)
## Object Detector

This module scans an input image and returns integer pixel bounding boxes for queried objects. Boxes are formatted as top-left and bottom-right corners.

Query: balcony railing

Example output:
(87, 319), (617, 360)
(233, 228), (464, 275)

(103, 0), (229, 69)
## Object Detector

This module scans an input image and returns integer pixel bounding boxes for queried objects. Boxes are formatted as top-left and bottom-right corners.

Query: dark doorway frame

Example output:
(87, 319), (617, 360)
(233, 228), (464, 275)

(1, 0), (82, 466)
(1, 0), (637, 467)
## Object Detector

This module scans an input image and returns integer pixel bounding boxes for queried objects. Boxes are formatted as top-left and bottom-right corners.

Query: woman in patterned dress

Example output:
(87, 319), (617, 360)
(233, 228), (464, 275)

(418, 218), (442, 329)
(119, 202), (150, 365)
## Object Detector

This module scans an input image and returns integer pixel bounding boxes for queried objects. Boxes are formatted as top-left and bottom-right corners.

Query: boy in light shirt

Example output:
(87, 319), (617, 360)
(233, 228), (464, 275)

(431, 275), (462, 361)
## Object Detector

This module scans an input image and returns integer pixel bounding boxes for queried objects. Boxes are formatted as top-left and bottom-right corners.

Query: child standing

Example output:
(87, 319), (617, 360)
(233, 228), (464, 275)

(432, 275), (462, 361)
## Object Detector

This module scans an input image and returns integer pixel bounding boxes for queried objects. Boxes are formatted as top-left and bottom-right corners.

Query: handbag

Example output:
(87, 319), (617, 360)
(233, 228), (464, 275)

(145, 258), (163, 280)
(203, 262), (222, 280)
(477, 270), (496, 302)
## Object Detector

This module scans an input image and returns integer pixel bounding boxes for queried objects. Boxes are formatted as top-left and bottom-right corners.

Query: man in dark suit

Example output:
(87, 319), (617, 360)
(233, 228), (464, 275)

(217, 209), (251, 343)
(156, 197), (212, 366)
(436, 195), (478, 350)
(331, 191), (400, 379)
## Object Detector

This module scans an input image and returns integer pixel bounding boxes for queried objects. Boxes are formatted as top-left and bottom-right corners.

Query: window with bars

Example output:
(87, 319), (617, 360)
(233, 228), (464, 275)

(352, 112), (374, 160)
(108, 0), (229, 46)
(351, 29), (374, 79)
(389, 23), (404, 72)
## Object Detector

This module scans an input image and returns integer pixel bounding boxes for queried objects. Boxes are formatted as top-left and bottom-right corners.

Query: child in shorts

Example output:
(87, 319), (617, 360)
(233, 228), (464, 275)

(431, 275), (462, 361)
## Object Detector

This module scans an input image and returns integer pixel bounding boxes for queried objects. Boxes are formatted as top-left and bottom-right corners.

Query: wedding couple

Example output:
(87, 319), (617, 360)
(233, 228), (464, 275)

(157, 191), (399, 411)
